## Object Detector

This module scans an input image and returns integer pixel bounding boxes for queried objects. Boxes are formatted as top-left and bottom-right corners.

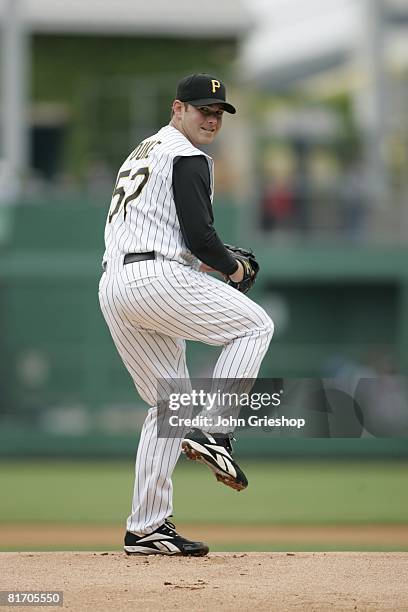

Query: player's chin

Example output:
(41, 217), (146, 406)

(199, 128), (216, 143)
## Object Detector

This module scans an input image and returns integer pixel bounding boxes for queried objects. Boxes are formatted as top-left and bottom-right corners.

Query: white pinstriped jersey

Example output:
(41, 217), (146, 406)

(99, 124), (274, 537)
(102, 125), (214, 269)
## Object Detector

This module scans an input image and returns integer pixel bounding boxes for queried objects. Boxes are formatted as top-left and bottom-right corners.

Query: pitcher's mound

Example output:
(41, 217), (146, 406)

(1, 552), (408, 611)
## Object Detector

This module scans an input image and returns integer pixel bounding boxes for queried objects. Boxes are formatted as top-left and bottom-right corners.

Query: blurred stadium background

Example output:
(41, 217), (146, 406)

(0, 0), (407, 551)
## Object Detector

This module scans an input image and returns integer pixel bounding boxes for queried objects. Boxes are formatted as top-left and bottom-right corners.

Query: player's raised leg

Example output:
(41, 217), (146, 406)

(102, 264), (273, 493)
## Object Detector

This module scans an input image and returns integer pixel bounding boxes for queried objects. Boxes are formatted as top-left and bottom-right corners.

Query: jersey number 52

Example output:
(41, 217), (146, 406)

(108, 167), (149, 223)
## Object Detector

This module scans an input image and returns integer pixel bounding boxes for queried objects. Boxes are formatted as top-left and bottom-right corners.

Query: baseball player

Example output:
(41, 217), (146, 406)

(98, 73), (274, 556)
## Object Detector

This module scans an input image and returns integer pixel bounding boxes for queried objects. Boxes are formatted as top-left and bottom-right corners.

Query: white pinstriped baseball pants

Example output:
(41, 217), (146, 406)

(98, 259), (274, 534)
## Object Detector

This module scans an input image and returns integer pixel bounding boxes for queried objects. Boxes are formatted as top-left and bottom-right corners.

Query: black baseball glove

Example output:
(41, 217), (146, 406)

(224, 244), (260, 294)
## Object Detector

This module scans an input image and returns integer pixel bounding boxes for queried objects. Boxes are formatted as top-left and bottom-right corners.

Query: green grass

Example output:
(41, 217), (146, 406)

(174, 460), (408, 524)
(0, 459), (407, 525)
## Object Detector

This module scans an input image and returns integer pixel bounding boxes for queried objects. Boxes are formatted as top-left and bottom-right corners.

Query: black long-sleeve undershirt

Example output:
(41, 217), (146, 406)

(172, 155), (238, 276)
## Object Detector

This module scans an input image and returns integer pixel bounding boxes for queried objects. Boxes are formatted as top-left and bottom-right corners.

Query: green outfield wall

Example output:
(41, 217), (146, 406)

(0, 200), (407, 457)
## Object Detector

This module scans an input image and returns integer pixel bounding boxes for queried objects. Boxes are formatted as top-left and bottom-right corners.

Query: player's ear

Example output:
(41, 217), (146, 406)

(172, 99), (184, 118)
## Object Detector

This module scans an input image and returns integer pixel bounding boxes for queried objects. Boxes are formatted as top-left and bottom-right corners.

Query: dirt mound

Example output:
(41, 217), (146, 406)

(1, 552), (407, 611)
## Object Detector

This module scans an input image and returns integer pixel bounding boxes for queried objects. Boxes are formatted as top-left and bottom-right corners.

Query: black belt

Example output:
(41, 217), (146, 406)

(103, 252), (156, 272)
(124, 252), (156, 264)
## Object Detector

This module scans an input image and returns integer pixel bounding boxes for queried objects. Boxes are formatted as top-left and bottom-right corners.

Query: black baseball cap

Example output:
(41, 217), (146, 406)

(175, 73), (236, 114)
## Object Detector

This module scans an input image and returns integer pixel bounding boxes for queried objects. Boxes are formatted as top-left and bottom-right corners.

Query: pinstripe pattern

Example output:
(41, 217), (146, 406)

(99, 123), (273, 536)
(103, 126), (213, 271)
(99, 260), (273, 534)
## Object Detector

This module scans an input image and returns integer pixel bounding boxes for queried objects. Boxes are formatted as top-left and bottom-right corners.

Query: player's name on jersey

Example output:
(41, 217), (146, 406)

(129, 139), (162, 161)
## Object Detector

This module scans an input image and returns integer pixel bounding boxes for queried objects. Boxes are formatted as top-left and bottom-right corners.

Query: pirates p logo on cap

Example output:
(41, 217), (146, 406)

(211, 80), (221, 94)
